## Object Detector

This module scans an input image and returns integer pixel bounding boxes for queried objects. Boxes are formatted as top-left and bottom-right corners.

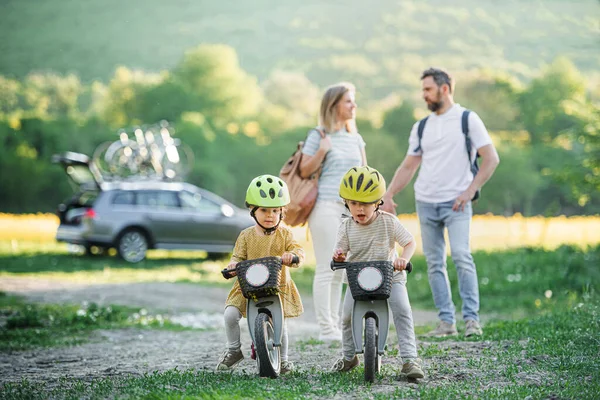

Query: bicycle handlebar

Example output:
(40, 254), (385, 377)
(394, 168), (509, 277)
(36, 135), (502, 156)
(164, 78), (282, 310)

(330, 260), (413, 274)
(221, 255), (300, 280)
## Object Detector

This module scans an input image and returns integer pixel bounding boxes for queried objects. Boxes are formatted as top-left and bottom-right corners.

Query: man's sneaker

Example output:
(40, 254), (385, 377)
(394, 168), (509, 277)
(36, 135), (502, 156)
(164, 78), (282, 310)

(465, 319), (483, 337)
(280, 361), (295, 374)
(425, 321), (458, 337)
(331, 355), (360, 372)
(216, 349), (244, 371)
(401, 359), (425, 379)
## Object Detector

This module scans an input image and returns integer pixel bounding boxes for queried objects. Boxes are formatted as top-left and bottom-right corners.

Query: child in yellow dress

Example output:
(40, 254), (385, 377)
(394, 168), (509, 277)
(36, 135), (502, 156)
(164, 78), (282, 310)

(216, 174), (304, 374)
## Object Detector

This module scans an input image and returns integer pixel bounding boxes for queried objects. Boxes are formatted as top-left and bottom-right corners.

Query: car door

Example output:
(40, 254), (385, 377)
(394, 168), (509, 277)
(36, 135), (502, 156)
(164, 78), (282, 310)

(136, 190), (189, 244)
(178, 190), (241, 246)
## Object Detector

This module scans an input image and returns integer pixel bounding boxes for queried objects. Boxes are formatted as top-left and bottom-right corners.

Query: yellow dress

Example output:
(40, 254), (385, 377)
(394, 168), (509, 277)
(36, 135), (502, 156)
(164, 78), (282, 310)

(225, 225), (305, 318)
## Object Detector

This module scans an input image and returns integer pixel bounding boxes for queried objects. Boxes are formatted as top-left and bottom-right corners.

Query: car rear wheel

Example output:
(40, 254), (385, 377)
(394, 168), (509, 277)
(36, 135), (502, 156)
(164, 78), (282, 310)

(117, 229), (148, 263)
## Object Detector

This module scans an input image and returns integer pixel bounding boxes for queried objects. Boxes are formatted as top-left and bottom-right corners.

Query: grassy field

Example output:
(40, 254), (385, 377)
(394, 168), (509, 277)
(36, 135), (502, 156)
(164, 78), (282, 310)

(1, 213), (599, 313)
(1, 213), (599, 399)
(1, 296), (598, 399)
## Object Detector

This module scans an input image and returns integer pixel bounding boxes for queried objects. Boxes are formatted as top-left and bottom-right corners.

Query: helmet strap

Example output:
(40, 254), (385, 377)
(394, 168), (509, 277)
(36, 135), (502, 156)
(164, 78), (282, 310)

(250, 206), (282, 235)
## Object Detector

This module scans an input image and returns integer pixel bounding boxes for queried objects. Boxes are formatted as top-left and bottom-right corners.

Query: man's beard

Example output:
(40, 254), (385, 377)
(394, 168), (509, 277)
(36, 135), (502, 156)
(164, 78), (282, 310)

(426, 90), (444, 111)
(427, 99), (444, 112)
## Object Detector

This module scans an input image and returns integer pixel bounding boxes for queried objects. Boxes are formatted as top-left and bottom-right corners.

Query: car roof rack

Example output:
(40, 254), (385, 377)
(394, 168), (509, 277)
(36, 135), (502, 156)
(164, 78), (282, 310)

(92, 121), (194, 184)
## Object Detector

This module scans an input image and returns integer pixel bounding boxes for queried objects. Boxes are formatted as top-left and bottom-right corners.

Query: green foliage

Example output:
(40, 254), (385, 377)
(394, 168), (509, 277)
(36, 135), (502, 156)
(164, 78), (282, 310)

(0, 14), (598, 214)
(381, 101), (417, 141)
(476, 143), (542, 215)
(172, 44), (262, 122)
(454, 71), (522, 132)
(518, 57), (587, 145)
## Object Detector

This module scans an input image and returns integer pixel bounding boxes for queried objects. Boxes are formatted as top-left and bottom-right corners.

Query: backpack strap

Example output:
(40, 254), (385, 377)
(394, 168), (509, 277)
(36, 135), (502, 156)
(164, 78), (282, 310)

(462, 110), (480, 167)
(462, 110), (473, 164)
(413, 116), (429, 153)
(299, 128), (326, 178)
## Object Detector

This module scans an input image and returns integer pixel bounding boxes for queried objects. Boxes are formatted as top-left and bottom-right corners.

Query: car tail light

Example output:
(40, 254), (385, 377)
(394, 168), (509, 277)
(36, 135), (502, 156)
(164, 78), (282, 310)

(84, 208), (97, 219)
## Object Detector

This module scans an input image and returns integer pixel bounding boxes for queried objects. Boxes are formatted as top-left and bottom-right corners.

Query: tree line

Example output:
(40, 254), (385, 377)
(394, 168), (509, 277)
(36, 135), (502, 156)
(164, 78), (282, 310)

(0, 44), (598, 216)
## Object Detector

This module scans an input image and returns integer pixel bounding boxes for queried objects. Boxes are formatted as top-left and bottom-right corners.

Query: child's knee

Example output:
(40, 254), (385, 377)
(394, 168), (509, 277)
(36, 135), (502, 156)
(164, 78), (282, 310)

(224, 306), (242, 325)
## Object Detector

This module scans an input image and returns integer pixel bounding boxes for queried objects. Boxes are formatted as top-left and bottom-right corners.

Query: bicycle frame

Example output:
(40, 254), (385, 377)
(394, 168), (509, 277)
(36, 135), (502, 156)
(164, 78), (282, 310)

(352, 300), (390, 355)
(246, 295), (284, 348)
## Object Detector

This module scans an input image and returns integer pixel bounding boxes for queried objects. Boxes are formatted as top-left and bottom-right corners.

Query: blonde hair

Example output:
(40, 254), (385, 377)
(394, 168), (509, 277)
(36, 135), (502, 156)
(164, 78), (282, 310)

(318, 82), (356, 133)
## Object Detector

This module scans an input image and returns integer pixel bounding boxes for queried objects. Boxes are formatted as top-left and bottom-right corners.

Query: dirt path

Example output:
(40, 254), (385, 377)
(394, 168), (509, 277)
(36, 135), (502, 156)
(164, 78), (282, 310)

(0, 277), (449, 388)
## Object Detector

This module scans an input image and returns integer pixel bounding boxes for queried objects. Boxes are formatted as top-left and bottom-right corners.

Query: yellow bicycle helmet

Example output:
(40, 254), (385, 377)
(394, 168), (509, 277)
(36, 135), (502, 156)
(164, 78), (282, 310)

(339, 166), (386, 203)
(245, 174), (290, 208)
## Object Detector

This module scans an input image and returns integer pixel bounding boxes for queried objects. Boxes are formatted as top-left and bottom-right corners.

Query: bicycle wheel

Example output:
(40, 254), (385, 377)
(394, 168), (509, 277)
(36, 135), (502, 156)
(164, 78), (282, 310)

(254, 312), (280, 378)
(364, 316), (378, 382)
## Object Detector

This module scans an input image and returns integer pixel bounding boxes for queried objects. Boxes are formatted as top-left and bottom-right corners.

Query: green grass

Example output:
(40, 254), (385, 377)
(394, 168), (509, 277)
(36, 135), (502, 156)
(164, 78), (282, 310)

(1, 244), (599, 398)
(2, 241), (598, 315)
(2, 296), (598, 399)
(0, 292), (185, 351)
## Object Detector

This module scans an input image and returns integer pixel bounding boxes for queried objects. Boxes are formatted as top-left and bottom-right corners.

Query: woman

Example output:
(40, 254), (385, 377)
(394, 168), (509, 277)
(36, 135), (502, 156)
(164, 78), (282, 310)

(299, 82), (367, 341)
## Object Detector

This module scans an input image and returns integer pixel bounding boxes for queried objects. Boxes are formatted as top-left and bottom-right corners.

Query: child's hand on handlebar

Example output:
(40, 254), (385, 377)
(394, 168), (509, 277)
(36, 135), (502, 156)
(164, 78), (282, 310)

(333, 248), (346, 262)
(281, 252), (296, 267)
(394, 257), (410, 271)
(226, 261), (238, 276)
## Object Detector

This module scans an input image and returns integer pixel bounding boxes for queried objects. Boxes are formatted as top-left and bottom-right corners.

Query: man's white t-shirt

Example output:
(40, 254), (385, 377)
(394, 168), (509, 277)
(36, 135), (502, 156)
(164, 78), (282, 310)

(406, 104), (493, 203)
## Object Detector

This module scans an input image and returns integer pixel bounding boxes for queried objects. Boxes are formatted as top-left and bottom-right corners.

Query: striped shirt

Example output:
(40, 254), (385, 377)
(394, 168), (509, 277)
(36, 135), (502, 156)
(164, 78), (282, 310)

(335, 211), (414, 283)
(302, 128), (365, 202)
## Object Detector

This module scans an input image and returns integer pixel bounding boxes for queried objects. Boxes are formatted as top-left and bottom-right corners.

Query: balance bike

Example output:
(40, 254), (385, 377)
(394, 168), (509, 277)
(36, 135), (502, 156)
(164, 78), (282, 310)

(222, 255), (298, 378)
(330, 259), (412, 382)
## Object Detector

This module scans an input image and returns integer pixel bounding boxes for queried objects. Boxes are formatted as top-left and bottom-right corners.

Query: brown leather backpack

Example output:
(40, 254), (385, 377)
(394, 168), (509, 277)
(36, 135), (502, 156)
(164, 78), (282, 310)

(279, 128), (326, 227)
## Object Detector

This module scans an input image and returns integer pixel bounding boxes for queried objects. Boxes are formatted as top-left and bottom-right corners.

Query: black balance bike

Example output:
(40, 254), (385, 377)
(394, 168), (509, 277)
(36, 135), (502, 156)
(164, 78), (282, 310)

(330, 259), (412, 382)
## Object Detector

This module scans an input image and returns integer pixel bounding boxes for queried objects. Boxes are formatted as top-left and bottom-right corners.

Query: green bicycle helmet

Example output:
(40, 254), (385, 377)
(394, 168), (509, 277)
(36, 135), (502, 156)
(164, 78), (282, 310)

(245, 174), (290, 208)
(339, 166), (386, 203)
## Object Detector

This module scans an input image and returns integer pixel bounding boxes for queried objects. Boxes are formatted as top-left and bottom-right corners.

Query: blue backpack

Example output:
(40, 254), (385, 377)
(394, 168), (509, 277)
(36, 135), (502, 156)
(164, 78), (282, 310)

(413, 109), (481, 201)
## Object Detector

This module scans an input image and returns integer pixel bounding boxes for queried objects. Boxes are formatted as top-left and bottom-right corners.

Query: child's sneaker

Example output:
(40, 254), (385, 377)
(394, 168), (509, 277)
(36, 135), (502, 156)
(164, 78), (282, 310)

(331, 355), (360, 372)
(280, 361), (295, 374)
(216, 349), (244, 371)
(465, 320), (483, 337)
(401, 359), (425, 379)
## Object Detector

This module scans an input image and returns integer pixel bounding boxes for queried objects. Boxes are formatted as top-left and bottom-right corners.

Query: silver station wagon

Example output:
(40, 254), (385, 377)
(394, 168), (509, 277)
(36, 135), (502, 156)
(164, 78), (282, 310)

(53, 152), (253, 262)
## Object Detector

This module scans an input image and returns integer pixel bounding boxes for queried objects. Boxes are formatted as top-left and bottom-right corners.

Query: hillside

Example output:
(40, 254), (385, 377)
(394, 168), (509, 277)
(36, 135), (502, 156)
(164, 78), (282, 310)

(1, 0), (598, 99)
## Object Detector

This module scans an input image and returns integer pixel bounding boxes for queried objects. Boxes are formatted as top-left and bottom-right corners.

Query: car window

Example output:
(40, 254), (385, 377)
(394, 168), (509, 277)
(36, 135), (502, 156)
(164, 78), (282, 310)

(179, 191), (221, 213)
(137, 191), (180, 209)
(112, 191), (135, 205)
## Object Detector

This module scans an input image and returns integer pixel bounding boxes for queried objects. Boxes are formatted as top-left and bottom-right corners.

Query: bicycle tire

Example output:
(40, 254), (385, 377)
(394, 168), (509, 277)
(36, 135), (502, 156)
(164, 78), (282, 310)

(255, 312), (280, 378)
(364, 316), (378, 382)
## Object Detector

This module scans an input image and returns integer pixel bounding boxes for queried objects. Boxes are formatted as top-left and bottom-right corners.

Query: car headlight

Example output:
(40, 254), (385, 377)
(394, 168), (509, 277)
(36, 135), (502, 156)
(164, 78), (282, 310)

(245, 263), (270, 287)
(357, 267), (383, 291)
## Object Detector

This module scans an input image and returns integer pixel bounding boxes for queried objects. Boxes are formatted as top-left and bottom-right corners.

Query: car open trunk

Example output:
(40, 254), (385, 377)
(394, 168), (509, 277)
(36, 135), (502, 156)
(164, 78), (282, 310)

(52, 152), (103, 225)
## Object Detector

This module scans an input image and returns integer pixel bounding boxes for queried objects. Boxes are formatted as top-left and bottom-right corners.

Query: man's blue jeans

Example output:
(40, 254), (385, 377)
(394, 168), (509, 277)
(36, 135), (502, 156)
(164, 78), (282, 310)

(416, 200), (480, 324)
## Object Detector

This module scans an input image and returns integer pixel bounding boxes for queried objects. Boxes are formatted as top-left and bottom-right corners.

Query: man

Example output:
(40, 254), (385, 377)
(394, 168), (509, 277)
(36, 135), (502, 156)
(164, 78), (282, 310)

(381, 68), (500, 337)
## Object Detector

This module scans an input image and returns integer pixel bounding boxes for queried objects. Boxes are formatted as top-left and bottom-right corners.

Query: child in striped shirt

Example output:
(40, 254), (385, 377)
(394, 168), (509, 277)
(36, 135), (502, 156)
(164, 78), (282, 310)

(330, 166), (425, 379)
